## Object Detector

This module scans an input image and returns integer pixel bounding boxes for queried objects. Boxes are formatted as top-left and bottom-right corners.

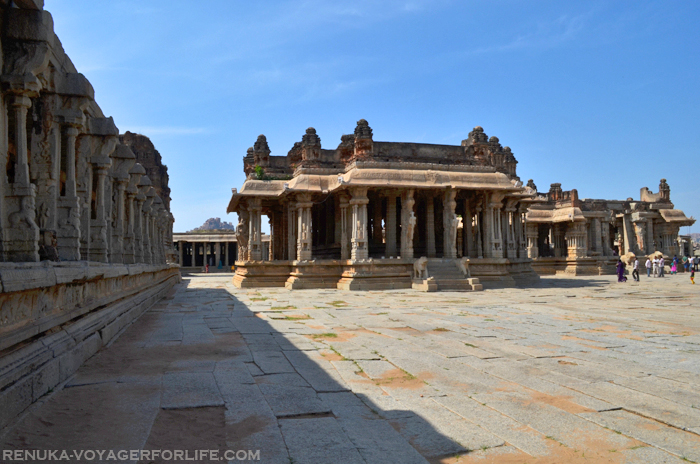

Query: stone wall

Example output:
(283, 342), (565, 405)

(119, 131), (171, 211)
(0, 2), (180, 430)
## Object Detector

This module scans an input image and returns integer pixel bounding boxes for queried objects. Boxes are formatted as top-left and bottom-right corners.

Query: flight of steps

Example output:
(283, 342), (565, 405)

(426, 259), (483, 291)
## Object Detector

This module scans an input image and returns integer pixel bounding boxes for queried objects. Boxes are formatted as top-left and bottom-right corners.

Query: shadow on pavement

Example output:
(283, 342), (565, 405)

(0, 277), (471, 464)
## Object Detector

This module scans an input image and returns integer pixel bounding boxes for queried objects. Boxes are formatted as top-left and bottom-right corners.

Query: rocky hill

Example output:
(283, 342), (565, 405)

(189, 218), (236, 232)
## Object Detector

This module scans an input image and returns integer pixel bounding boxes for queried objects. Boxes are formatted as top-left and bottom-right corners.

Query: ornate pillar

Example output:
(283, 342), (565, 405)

(474, 203), (483, 259)
(56, 125), (82, 260)
(565, 222), (587, 258)
(463, 199), (474, 258)
(339, 194), (350, 260)
(505, 207), (517, 259)
(426, 193), (436, 258)
(486, 193), (504, 258)
(646, 220), (655, 253)
(5, 95), (40, 262)
(600, 220), (611, 256)
(400, 189), (415, 260)
(248, 198), (263, 261)
(287, 201), (297, 261)
(386, 193), (397, 257)
(518, 208), (528, 258)
(443, 188), (457, 259)
(372, 193), (383, 247)
(215, 239), (222, 267)
(296, 193), (313, 261)
(141, 188), (154, 264)
(350, 187), (369, 260)
(526, 222), (539, 259)
(633, 219), (646, 255)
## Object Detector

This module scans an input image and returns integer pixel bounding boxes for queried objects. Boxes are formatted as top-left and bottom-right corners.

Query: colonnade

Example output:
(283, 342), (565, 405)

(174, 237), (244, 268)
(0, 8), (173, 264)
(236, 188), (530, 263)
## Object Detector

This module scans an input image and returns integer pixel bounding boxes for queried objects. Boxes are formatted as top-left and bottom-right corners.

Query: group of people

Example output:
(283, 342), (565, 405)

(617, 254), (697, 284)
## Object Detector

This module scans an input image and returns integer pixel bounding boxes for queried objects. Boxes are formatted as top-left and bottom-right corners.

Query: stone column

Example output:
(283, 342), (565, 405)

(600, 220), (611, 256)
(565, 222), (587, 258)
(350, 187), (369, 260)
(426, 193), (436, 258)
(287, 201), (296, 261)
(178, 242), (184, 266)
(225, 240), (230, 267)
(486, 193), (504, 258)
(463, 199), (474, 258)
(141, 189), (154, 264)
(339, 194), (350, 260)
(296, 193), (313, 261)
(215, 240), (221, 267)
(57, 125), (82, 261)
(400, 189), (415, 260)
(5, 95), (40, 262)
(249, 198), (263, 261)
(475, 202), (484, 258)
(525, 222), (539, 258)
(111, 180), (127, 263)
(505, 208), (517, 259)
(591, 218), (603, 255)
(385, 194), (397, 257)
(518, 208), (528, 258)
(372, 194), (383, 246)
(646, 220), (655, 253)
(443, 189), (457, 259)
(89, 164), (111, 262)
(633, 219), (646, 255)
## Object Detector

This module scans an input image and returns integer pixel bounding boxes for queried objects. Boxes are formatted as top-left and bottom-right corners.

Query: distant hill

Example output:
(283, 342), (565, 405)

(189, 218), (236, 233)
(691, 233), (700, 243)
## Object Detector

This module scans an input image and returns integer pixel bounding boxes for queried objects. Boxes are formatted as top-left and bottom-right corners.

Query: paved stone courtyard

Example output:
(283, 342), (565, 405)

(2, 274), (699, 464)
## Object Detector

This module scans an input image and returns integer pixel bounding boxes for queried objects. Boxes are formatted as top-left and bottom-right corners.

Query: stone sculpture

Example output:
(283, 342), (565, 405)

(413, 256), (429, 279)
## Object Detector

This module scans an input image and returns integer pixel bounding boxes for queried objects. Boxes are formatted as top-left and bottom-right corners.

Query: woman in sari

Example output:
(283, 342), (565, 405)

(616, 260), (627, 282)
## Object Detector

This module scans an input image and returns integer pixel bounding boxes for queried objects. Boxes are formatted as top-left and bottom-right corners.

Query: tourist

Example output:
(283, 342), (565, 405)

(691, 266), (695, 285)
(690, 256), (695, 273)
(653, 257), (660, 277)
(672, 255), (679, 274)
(683, 255), (689, 273)
(632, 258), (640, 282)
(659, 256), (665, 277)
(645, 257), (652, 277)
(616, 260), (627, 283)
(205, 263), (209, 273)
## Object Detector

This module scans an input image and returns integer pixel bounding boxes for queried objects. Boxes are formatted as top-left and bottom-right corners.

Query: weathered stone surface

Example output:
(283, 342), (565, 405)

(279, 417), (365, 464)
(161, 372), (224, 409)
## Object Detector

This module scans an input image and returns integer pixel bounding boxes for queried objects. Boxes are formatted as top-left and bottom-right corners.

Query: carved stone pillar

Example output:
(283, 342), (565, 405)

(486, 193), (504, 258)
(179, 242), (184, 266)
(526, 222), (539, 259)
(633, 219), (646, 255)
(248, 198), (263, 261)
(56, 125), (81, 260)
(141, 188), (154, 264)
(505, 208), (517, 259)
(443, 188), (457, 259)
(287, 201), (297, 261)
(600, 220), (611, 256)
(225, 240), (230, 267)
(426, 193), (436, 258)
(553, 223), (565, 257)
(463, 199), (474, 258)
(350, 187), (369, 260)
(646, 220), (655, 253)
(89, 164), (110, 262)
(400, 189), (415, 260)
(565, 222), (587, 258)
(475, 202), (483, 259)
(372, 193), (383, 246)
(5, 95), (40, 262)
(296, 193), (313, 261)
(386, 194), (397, 257)
(339, 194), (350, 260)
(215, 239), (221, 267)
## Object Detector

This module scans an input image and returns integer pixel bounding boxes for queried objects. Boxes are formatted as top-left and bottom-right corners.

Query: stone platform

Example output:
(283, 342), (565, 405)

(2, 273), (699, 463)
(0, 263), (180, 429)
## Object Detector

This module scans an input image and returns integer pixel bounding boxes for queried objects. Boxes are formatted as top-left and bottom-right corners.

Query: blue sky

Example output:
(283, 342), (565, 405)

(46, 0), (699, 234)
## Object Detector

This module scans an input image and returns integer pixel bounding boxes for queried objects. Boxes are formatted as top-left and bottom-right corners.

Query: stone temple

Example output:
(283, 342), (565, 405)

(226, 121), (695, 289)
(227, 121), (540, 290)
(0, 1), (178, 428)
